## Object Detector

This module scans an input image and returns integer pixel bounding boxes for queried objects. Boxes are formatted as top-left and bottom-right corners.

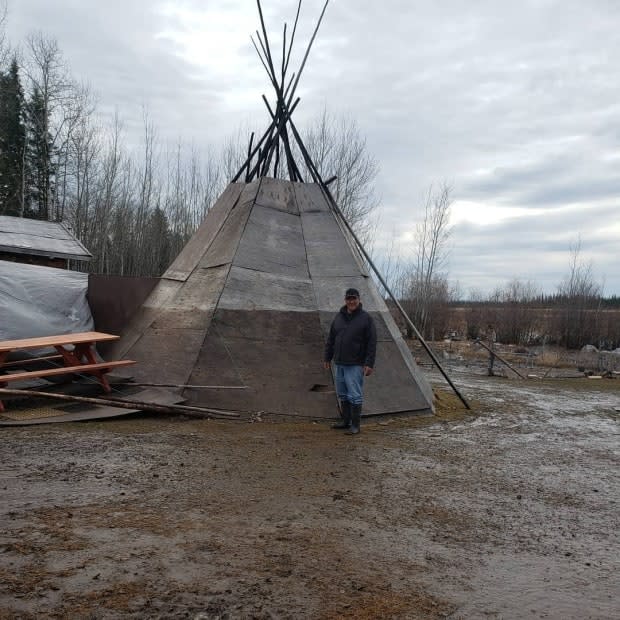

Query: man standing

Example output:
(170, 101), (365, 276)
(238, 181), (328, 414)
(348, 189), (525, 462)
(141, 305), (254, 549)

(324, 288), (377, 435)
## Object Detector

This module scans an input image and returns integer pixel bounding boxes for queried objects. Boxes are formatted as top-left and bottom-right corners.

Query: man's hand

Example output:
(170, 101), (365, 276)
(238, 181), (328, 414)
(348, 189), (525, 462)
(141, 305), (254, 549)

(324, 361), (331, 370)
(364, 366), (373, 376)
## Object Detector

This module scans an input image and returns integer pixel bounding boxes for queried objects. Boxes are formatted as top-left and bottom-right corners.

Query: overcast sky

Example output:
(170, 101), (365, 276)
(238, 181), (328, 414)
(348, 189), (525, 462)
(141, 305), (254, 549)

(6, 0), (620, 295)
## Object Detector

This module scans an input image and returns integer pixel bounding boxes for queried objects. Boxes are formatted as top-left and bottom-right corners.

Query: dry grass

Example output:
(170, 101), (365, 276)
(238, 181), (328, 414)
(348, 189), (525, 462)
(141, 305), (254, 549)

(412, 339), (618, 375)
(0, 566), (52, 597)
(433, 387), (476, 417)
(320, 587), (455, 620)
(60, 582), (150, 616)
(31, 503), (197, 538)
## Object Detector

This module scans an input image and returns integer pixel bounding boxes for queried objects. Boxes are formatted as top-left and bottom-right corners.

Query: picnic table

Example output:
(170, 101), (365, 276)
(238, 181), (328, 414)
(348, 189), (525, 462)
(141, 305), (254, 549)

(0, 331), (135, 411)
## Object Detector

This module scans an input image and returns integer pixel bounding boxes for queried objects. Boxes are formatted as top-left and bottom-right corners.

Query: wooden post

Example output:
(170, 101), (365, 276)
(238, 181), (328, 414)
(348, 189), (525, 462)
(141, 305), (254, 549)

(475, 339), (526, 380)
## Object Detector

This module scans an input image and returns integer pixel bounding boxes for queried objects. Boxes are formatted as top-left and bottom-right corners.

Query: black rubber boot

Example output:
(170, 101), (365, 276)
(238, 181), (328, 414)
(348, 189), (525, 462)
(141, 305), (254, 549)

(346, 404), (362, 435)
(331, 401), (352, 429)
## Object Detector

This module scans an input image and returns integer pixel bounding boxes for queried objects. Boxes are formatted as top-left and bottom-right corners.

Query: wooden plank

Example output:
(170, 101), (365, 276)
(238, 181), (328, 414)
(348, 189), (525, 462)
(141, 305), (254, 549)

(312, 277), (378, 312)
(233, 205), (309, 278)
(362, 341), (433, 415)
(301, 211), (367, 277)
(0, 331), (119, 353)
(0, 359), (135, 383)
(150, 265), (228, 330)
(120, 327), (208, 386)
(199, 186), (256, 269)
(218, 266), (315, 312)
(254, 177), (298, 214)
(163, 183), (244, 282)
(184, 314), (333, 417)
(293, 182), (330, 213)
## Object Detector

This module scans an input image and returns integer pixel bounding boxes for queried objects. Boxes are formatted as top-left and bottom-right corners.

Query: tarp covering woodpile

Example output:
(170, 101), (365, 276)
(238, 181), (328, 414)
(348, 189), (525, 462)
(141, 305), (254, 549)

(0, 260), (94, 341)
(109, 178), (434, 418)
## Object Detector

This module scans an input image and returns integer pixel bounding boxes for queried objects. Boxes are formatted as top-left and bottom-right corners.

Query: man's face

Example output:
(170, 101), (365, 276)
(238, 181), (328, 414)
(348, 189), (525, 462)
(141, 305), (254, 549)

(345, 295), (360, 312)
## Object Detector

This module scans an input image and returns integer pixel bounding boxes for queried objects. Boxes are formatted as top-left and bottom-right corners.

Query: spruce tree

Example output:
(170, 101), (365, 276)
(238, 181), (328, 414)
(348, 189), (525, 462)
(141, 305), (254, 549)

(25, 85), (54, 219)
(0, 57), (27, 216)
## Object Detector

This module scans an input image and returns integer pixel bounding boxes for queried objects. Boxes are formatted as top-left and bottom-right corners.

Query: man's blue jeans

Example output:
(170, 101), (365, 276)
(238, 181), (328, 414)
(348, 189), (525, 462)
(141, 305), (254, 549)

(334, 364), (364, 405)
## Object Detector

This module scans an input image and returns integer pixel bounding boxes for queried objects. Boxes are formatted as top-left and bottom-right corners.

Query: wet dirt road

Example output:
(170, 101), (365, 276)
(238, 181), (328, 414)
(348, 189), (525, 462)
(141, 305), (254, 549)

(1, 373), (618, 619)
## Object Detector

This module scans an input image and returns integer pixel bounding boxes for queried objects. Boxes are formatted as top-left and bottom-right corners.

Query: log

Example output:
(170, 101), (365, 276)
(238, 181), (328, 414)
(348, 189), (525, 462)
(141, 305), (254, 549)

(128, 383), (248, 390)
(474, 340), (527, 379)
(0, 387), (241, 419)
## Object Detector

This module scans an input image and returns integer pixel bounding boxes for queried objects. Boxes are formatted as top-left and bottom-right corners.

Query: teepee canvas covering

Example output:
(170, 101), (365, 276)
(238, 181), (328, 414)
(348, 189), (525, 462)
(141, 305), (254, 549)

(111, 177), (433, 418)
(110, 1), (438, 418)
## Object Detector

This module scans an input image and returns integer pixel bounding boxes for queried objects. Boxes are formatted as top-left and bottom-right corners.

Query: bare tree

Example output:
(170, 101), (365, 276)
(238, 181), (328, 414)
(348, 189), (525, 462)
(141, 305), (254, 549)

(22, 32), (91, 219)
(401, 183), (453, 339)
(375, 227), (407, 297)
(162, 140), (223, 260)
(86, 112), (127, 274)
(54, 81), (97, 221)
(195, 147), (224, 224)
(559, 238), (600, 300)
(556, 237), (602, 348)
(490, 277), (540, 344)
(301, 108), (379, 243)
(0, 1), (9, 68)
(221, 125), (252, 183)
(65, 110), (101, 239)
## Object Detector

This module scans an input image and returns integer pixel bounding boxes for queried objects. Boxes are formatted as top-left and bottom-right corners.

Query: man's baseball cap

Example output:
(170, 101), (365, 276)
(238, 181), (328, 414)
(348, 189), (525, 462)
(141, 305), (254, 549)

(345, 288), (360, 298)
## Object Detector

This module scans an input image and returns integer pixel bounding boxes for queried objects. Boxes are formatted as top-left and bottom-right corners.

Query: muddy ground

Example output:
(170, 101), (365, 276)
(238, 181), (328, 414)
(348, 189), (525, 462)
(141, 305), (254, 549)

(1, 369), (618, 619)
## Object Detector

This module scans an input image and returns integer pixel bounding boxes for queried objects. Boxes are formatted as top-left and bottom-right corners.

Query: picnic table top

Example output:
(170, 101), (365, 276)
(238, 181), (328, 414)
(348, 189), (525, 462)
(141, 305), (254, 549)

(0, 331), (120, 353)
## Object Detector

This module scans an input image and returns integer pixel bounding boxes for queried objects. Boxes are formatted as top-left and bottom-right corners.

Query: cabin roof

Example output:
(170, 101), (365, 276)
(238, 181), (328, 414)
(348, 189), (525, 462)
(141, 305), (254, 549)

(0, 215), (92, 262)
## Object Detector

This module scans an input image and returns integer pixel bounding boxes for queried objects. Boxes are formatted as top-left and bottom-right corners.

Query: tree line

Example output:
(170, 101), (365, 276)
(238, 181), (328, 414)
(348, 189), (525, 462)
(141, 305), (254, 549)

(1, 9), (614, 350)
(376, 186), (617, 350)
(0, 14), (378, 277)
(398, 249), (619, 350)
(455, 249), (619, 350)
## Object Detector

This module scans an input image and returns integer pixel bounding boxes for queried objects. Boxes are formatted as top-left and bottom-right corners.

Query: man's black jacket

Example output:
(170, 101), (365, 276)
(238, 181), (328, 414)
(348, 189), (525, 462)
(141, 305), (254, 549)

(324, 304), (377, 368)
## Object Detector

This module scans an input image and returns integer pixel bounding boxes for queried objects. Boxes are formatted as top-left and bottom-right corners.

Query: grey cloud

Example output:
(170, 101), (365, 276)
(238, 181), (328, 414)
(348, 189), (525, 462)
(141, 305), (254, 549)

(450, 205), (620, 293)
(519, 178), (620, 208)
(461, 155), (620, 208)
(7, 0), (620, 293)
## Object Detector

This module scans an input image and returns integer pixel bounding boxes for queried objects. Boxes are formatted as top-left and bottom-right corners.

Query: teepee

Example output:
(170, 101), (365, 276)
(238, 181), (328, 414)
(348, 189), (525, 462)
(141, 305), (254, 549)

(110, 0), (436, 418)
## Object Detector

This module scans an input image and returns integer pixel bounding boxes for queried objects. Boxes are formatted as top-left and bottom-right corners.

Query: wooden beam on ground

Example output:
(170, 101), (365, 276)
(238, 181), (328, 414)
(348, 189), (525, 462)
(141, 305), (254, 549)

(474, 340), (527, 379)
(0, 387), (241, 419)
(0, 355), (63, 369)
(128, 383), (249, 389)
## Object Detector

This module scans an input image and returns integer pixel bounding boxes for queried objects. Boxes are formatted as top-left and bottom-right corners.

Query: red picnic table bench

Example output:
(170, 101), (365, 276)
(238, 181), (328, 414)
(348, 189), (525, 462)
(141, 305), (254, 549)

(0, 331), (135, 412)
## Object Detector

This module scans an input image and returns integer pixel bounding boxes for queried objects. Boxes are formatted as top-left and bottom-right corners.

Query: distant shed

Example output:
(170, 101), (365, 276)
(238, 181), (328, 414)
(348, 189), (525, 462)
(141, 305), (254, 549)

(0, 215), (92, 268)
